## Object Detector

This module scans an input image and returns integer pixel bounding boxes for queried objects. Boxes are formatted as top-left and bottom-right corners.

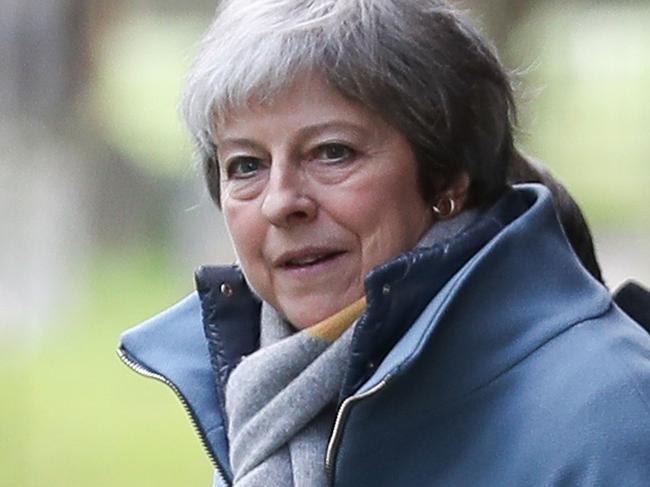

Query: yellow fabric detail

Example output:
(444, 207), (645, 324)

(306, 296), (367, 342)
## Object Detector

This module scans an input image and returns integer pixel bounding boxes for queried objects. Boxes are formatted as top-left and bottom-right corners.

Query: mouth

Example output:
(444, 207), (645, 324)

(276, 249), (347, 270)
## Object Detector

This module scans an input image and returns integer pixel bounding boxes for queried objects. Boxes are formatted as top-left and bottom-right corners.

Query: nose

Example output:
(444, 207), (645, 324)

(260, 163), (317, 227)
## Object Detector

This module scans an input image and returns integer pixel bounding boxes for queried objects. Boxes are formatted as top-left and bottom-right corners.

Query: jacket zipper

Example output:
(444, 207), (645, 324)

(325, 374), (394, 484)
(116, 346), (232, 486)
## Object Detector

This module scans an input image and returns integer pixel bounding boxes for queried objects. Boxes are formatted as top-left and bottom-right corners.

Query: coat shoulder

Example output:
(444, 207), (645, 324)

(509, 304), (650, 484)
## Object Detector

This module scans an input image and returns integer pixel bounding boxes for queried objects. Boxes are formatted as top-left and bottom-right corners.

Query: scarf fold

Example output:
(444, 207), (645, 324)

(225, 298), (366, 487)
(224, 209), (482, 486)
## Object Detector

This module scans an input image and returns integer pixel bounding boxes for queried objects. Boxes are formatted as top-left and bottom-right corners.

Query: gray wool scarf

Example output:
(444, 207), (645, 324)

(224, 209), (480, 487)
(225, 300), (363, 486)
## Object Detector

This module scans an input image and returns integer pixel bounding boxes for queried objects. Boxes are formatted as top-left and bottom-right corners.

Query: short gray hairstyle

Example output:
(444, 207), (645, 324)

(181, 0), (516, 207)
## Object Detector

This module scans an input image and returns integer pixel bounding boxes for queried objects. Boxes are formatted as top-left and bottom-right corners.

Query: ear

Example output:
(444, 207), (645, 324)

(447, 172), (470, 212)
(432, 172), (470, 218)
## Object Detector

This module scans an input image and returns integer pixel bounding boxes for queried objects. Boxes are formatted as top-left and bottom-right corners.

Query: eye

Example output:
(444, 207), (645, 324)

(314, 143), (354, 163)
(226, 156), (262, 179)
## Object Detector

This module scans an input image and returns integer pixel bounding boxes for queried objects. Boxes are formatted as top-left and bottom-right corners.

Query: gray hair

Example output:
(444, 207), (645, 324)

(181, 0), (516, 207)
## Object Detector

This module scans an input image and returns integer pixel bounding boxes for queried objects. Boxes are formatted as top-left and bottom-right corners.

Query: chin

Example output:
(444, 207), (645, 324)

(287, 294), (361, 329)
(284, 308), (326, 330)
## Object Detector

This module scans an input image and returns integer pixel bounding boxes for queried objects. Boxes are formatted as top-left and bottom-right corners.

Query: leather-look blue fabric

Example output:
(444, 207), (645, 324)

(118, 184), (650, 486)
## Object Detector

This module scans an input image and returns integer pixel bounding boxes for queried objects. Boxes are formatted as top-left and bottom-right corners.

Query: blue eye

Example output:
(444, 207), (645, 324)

(315, 143), (354, 163)
(227, 157), (261, 179)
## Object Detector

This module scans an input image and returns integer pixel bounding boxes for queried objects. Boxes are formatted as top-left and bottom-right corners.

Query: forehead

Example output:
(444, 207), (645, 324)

(213, 72), (384, 141)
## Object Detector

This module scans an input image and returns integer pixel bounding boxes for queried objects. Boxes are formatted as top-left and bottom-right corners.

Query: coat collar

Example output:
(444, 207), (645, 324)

(357, 184), (612, 403)
(117, 292), (231, 475)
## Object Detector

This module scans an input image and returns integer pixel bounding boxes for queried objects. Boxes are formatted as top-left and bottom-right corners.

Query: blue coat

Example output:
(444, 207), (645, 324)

(119, 184), (650, 486)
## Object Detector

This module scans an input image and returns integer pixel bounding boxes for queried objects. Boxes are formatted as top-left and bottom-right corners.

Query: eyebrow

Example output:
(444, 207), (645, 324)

(216, 120), (371, 151)
(295, 121), (370, 140)
(215, 138), (266, 153)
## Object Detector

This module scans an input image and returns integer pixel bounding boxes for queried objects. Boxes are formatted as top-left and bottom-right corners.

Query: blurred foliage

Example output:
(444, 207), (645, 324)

(90, 13), (203, 177)
(515, 3), (650, 226)
(0, 248), (211, 486)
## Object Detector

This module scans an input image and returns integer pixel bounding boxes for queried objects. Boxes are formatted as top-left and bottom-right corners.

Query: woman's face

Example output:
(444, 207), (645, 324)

(215, 74), (433, 328)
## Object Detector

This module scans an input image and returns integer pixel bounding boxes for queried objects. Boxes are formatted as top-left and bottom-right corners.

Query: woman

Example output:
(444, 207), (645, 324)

(118, 1), (650, 486)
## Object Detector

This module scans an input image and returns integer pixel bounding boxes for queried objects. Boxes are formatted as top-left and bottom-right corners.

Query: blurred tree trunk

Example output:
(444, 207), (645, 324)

(0, 0), (92, 121)
(1, 0), (94, 340)
(1, 0), (188, 342)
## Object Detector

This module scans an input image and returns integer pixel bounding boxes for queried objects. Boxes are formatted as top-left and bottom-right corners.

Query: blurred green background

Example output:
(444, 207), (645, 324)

(1, 1), (649, 486)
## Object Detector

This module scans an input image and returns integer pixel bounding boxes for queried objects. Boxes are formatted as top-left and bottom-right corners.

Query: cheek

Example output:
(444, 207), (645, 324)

(223, 202), (265, 270)
(224, 206), (278, 305)
(336, 177), (429, 274)
(332, 185), (406, 267)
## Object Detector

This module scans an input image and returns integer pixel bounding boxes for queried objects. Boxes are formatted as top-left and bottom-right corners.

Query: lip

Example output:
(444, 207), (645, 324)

(273, 246), (347, 268)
